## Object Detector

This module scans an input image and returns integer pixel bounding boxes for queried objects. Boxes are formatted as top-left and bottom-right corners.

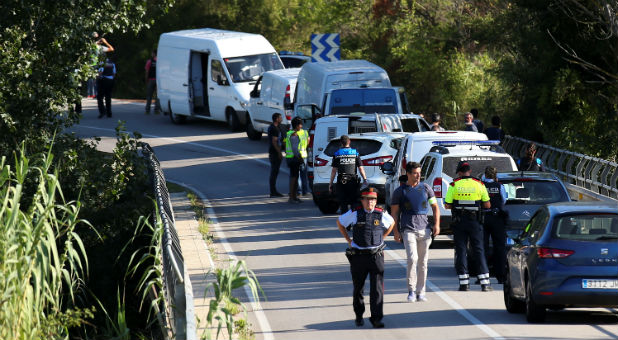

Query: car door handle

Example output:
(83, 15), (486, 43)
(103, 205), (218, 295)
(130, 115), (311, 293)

(209, 87), (214, 90)
(257, 102), (263, 105)
(183, 83), (188, 87)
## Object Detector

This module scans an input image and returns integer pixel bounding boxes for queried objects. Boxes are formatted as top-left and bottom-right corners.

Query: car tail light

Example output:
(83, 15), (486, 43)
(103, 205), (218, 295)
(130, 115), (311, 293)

(314, 157), (329, 167)
(284, 85), (292, 121)
(537, 247), (574, 259)
(362, 155), (392, 166)
(401, 156), (407, 172)
(433, 177), (442, 198)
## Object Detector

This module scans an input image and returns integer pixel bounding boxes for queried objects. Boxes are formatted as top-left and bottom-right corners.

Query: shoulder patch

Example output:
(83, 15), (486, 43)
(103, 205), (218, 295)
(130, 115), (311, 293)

(449, 182), (455, 187)
(470, 178), (482, 183)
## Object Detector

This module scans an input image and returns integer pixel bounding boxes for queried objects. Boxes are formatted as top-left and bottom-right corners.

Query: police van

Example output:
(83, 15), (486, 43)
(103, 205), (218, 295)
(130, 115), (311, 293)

(157, 28), (283, 130)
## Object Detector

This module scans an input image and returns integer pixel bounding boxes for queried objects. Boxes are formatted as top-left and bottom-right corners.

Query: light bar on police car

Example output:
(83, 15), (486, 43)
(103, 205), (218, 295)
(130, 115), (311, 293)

(431, 140), (501, 146)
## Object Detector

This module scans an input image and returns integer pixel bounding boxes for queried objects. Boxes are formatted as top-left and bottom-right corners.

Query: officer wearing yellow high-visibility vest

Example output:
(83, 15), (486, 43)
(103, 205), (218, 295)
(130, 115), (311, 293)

(285, 117), (308, 204)
(444, 161), (493, 292)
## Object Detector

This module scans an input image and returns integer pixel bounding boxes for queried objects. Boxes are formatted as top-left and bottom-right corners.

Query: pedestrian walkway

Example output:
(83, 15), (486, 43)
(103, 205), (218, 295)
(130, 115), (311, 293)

(170, 192), (214, 337)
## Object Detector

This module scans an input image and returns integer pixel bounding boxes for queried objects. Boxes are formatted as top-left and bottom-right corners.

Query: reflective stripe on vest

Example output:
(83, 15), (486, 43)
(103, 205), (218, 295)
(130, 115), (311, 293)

(285, 129), (308, 158)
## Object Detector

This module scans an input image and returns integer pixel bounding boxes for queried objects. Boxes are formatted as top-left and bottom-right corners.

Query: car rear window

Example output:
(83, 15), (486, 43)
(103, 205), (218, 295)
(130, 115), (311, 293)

(324, 139), (383, 157)
(401, 118), (421, 132)
(328, 89), (398, 114)
(501, 180), (570, 204)
(442, 156), (513, 179)
(553, 214), (618, 241)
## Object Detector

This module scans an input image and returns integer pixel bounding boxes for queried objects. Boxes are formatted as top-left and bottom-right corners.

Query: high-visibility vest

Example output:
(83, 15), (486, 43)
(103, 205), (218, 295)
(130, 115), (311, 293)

(285, 129), (308, 159)
(444, 176), (489, 211)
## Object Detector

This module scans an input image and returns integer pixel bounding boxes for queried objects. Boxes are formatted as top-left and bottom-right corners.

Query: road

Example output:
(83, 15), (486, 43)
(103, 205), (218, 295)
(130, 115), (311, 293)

(73, 99), (618, 340)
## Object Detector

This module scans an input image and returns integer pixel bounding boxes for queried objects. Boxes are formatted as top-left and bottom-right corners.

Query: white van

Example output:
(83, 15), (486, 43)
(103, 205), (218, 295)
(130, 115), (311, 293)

(157, 28), (284, 130)
(294, 60), (391, 127)
(245, 68), (300, 140)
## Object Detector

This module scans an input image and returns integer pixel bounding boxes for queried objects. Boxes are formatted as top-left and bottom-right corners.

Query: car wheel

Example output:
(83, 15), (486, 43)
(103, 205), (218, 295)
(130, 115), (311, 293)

(525, 280), (546, 323)
(226, 109), (241, 131)
(503, 270), (525, 313)
(317, 199), (339, 215)
(169, 103), (186, 124)
(245, 115), (262, 140)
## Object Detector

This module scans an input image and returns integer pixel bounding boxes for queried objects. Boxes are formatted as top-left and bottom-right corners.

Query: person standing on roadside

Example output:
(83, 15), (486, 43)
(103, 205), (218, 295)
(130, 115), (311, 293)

(445, 161), (493, 292)
(144, 49), (161, 114)
(391, 162), (440, 302)
(470, 108), (484, 132)
(97, 57), (116, 118)
(337, 187), (395, 328)
(329, 135), (369, 214)
(517, 142), (545, 171)
(268, 113), (285, 197)
(482, 166), (507, 283)
(483, 115), (505, 144)
(430, 113), (445, 131)
(463, 112), (478, 132)
(285, 117), (308, 203)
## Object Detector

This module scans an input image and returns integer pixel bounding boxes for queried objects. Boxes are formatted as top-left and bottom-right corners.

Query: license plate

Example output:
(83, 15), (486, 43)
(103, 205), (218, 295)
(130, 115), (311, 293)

(581, 279), (618, 289)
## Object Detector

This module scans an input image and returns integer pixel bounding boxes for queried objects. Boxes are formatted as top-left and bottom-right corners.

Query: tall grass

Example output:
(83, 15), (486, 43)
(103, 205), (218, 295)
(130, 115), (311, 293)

(0, 149), (89, 339)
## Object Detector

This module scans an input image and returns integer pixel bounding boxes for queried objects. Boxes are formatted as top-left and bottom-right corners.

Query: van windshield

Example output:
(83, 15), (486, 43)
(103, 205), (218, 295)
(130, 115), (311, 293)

(327, 89), (398, 114)
(224, 53), (283, 83)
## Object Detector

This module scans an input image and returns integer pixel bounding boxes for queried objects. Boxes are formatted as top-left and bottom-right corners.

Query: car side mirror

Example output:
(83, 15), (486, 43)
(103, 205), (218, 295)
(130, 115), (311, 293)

(250, 89), (260, 98)
(380, 161), (395, 175)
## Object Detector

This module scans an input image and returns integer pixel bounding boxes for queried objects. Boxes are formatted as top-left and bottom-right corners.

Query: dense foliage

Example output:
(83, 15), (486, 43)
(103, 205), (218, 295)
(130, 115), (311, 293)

(0, 1), (173, 338)
(110, 0), (617, 159)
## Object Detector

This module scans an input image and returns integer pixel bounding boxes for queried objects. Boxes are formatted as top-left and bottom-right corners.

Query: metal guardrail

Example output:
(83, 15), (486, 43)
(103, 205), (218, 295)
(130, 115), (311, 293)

(502, 135), (618, 200)
(141, 143), (195, 340)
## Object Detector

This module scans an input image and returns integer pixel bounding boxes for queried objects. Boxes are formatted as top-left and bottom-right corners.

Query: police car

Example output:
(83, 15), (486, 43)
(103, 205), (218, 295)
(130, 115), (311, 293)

(311, 132), (407, 214)
(418, 140), (518, 234)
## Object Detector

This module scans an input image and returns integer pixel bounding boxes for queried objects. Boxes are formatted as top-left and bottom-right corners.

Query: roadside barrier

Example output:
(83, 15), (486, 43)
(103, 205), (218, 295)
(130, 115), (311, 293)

(503, 136), (618, 201)
(141, 143), (196, 340)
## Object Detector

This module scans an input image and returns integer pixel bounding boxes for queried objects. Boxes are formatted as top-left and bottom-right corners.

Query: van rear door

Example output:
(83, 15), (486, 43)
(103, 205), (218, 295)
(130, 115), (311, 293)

(163, 47), (191, 115)
(313, 118), (349, 157)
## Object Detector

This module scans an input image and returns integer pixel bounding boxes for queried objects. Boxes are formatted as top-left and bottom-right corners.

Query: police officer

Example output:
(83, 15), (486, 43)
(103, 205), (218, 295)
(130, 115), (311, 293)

(444, 161), (493, 292)
(329, 135), (368, 214)
(285, 117), (308, 203)
(482, 166), (508, 283)
(337, 187), (395, 328)
(97, 57), (116, 118)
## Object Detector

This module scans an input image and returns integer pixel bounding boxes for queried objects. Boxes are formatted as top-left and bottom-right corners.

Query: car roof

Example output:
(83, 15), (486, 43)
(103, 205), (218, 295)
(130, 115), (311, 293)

(428, 147), (512, 157)
(546, 201), (618, 215)
(497, 171), (559, 180)
(347, 132), (408, 140)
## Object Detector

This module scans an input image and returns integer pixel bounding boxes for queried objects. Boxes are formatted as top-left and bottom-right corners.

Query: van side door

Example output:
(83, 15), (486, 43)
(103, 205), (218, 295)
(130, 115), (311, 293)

(208, 59), (230, 120)
(164, 47), (191, 115)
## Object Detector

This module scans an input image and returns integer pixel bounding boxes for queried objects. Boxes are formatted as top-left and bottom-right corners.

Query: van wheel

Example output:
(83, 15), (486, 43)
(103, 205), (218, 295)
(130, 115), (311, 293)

(246, 115), (262, 140)
(226, 109), (241, 131)
(169, 103), (186, 124)
(317, 199), (339, 215)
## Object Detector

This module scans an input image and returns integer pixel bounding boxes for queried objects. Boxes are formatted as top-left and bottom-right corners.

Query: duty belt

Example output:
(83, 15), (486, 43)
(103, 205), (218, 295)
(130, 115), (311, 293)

(345, 243), (385, 256)
(338, 174), (356, 185)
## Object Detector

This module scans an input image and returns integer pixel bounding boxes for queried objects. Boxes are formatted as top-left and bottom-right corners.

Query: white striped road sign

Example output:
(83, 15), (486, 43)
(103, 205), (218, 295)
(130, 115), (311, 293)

(311, 33), (340, 62)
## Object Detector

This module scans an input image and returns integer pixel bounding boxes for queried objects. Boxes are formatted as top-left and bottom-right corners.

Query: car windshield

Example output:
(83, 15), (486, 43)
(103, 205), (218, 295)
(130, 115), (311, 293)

(328, 89), (398, 114)
(443, 157), (513, 179)
(553, 214), (618, 241)
(502, 180), (570, 205)
(224, 53), (283, 83)
(324, 139), (383, 157)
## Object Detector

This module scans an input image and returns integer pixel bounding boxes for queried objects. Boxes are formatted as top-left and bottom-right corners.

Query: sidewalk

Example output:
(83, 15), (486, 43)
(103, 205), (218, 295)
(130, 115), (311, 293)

(170, 192), (213, 337)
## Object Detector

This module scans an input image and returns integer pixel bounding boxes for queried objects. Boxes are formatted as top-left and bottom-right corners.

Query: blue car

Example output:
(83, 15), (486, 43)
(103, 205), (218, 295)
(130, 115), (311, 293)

(503, 202), (618, 322)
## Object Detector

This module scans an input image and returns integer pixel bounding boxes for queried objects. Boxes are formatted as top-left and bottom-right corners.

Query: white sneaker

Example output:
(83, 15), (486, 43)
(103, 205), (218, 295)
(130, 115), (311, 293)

(407, 292), (416, 302)
(416, 294), (428, 302)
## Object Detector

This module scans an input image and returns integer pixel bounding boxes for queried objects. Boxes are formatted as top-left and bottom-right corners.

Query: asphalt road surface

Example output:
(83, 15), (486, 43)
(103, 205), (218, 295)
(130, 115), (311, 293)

(73, 99), (618, 340)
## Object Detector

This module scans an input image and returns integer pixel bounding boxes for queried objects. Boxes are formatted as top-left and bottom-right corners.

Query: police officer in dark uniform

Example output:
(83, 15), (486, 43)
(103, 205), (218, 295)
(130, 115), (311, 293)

(337, 187), (395, 328)
(444, 161), (493, 292)
(329, 135), (369, 214)
(97, 57), (116, 118)
(482, 166), (508, 283)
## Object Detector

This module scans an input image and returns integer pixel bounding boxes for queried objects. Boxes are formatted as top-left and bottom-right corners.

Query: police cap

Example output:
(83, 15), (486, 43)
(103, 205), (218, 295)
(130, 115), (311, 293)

(361, 187), (378, 199)
(456, 161), (471, 173)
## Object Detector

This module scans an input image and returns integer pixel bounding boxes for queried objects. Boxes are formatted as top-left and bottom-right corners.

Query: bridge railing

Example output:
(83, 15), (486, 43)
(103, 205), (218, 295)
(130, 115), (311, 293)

(141, 143), (196, 340)
(502, 136), (618, 200)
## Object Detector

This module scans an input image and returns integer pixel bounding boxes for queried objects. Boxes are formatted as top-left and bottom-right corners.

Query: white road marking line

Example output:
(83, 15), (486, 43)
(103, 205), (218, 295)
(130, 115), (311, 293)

(385, 248), (504, 340)
(77, 124), (503, 339)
